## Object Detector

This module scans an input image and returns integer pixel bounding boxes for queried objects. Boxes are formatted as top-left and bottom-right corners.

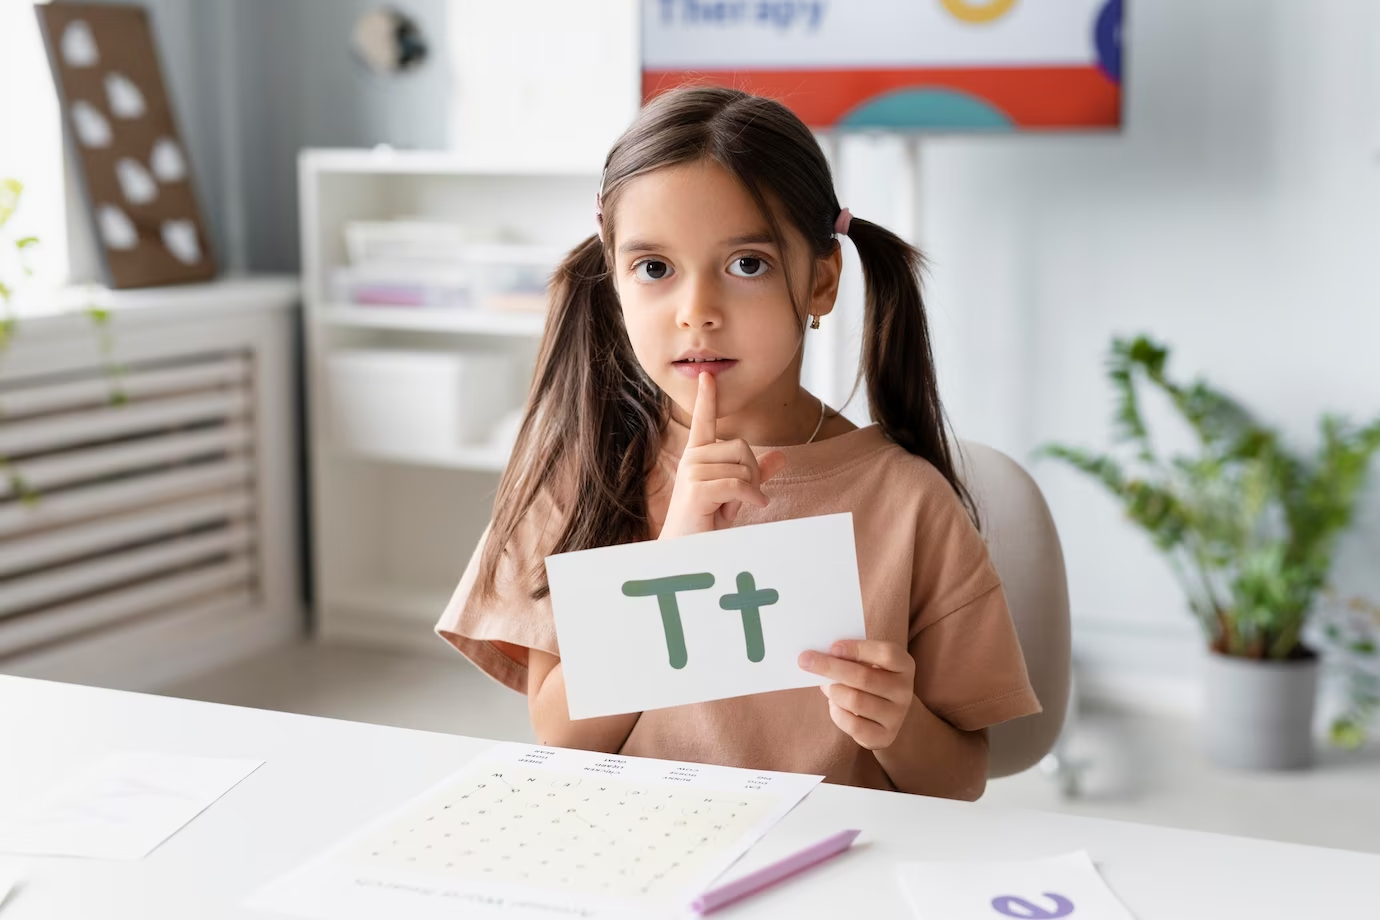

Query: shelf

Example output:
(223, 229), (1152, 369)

(300, 148), (601, 179)
(12, 275), (301, 330)
(320, 305), (546, 337)
(331, 443), (512, 474)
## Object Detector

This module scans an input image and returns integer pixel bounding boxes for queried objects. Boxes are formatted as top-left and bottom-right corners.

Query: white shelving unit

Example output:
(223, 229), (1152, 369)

(299, 150), (599, 654)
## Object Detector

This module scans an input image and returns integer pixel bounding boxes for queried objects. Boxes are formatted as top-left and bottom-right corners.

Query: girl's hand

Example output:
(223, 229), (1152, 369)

(659, 372), (788, 540)
(798, 640), (916, 751)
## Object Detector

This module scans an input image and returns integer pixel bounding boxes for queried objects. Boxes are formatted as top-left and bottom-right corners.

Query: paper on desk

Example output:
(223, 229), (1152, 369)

(547, 512), (867, 719)
(0, 752), (263, 860)
(0, 863), (19, 910)
(249, 742), (823, 920)
(898, 851), (1137, 920)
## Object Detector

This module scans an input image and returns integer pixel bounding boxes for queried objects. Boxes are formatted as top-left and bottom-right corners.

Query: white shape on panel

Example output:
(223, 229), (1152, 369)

(71, 100), (112, 148)
(98, 205), (138, 251)
(115, 158), (159, 205)
(104, 72), (147, 119)
(149, 138), (188, 182)
(61, 20), (100, 67)
(161, 220), (202, 265)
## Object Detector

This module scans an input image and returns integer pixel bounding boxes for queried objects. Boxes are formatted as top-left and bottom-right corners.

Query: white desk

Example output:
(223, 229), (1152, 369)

(0, 675), (1374, 919)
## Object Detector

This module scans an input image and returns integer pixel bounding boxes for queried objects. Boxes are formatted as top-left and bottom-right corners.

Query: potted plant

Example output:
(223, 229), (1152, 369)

(1041, 336), (1380, 770)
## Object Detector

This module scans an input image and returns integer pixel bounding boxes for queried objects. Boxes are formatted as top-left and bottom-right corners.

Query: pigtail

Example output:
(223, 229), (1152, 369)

(476, 235), (665, 602)
(847, 218), (978, 525)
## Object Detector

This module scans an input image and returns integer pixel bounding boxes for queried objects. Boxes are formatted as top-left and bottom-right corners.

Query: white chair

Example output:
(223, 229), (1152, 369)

(957, 442), (1072, 778)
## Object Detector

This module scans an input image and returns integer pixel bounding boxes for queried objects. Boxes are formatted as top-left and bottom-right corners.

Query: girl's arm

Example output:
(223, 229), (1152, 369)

(872, 700), (989, 801)
(799, 640), (988, 800)
(526, 648), (641, 752)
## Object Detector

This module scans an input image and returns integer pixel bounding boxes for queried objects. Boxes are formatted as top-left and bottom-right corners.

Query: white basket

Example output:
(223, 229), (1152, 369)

(328, 349), (517, 460)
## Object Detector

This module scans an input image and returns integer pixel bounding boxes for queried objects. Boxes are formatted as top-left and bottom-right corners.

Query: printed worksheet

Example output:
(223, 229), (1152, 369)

(250, 743), (822, 920)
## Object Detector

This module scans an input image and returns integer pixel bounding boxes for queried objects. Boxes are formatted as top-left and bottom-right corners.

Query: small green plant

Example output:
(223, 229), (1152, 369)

(1039, 336), (1380, 740)
(1, 178), (128, 508)
(1, 178), (41, 351)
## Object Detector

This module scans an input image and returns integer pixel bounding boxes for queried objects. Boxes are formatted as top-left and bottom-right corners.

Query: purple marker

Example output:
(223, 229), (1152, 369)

(689, 829), (861, 915)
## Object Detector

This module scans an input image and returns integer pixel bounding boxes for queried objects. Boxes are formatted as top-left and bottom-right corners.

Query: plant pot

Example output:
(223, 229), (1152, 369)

(1202, 651), (1319, 771)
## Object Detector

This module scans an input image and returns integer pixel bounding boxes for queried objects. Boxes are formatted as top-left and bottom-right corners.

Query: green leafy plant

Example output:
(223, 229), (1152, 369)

(1316, 593), (1380, 748)
(1, 178), (41, 352)
(1039, 335), (1380, 675)
(1, 178), (128, 507)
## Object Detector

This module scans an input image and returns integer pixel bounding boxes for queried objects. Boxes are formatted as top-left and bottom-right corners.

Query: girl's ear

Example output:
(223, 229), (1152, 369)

(809, 240), (844, 319)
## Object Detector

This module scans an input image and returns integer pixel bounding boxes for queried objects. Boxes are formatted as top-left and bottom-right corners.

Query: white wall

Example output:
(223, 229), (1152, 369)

(914, 0), (1380, 704)
(40, 0), (1377, 704)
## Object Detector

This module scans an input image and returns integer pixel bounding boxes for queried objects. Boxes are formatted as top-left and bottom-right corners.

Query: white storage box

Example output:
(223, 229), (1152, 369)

(328, 349), (517, 460)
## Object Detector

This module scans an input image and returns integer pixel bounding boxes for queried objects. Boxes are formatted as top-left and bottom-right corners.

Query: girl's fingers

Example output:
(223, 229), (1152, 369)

(684, 439), (760, 473)
(828, 639), (912, 673)
(687, 372), (718, 449)
(699, 478), (769, 509)
(798, 651), (909, 703)
(758, 450), (788, 484)
(826, 702), (891, 751)
(688, 463), (756, 483)
(822, 682), (894, 723)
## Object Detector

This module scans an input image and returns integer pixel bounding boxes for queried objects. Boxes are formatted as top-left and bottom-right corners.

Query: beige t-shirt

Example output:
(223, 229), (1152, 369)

(436, 420), (1041, 791)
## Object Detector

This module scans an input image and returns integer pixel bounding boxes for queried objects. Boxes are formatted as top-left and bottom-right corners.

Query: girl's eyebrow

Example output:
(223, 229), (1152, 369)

(723, 231), (776, 247)
(617, 231), (777, 256)
(617, 239), (663, 255)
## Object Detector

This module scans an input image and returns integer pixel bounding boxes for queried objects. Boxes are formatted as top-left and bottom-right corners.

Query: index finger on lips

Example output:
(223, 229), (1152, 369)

(688, 371), (717, 448)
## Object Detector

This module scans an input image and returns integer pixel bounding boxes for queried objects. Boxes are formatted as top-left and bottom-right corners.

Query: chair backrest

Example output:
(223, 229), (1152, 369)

(956, 441), (1071, 778)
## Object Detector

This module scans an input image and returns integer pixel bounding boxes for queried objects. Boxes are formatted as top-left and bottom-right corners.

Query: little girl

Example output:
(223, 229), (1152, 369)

(437, 86), (1039, 801)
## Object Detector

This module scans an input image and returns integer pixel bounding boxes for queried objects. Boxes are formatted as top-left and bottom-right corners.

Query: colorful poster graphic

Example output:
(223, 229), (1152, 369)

(642, 0), (1124, 131)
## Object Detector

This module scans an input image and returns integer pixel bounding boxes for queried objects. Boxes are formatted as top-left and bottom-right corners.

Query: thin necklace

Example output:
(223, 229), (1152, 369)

(805, 395), (826, 444)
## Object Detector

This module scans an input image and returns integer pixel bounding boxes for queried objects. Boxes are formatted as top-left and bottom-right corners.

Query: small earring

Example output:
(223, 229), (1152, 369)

(809, 314), (821, 330)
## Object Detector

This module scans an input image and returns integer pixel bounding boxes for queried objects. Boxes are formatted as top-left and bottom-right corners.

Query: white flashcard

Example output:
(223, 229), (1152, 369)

(897, 851), (1137, 920)
(0, 752), (263, 860)
(546, 512), (866, 720)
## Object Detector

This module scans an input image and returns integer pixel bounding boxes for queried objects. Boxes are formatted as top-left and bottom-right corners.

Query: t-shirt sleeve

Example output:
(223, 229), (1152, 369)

(907, 482), (1042, 732)
(434, 490), (564, 694)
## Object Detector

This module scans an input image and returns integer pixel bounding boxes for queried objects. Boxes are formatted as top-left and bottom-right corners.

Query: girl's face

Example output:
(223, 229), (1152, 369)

(611, 160), (840, 424)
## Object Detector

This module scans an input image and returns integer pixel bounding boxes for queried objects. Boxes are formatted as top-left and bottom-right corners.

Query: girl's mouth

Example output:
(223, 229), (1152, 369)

(672, 357), (738, 378)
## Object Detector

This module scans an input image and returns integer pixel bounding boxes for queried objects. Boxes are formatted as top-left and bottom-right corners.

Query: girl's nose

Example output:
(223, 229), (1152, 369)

(676, 274), (723, 329)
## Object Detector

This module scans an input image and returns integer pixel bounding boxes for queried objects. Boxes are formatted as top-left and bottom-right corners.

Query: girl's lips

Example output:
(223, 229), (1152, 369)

(672, 359), (738, 378)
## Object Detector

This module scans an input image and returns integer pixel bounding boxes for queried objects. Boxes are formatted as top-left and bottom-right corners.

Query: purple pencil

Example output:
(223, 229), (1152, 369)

(689, 829), (862, 915)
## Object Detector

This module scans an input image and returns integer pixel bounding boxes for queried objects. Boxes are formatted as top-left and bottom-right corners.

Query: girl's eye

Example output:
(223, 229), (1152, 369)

(727, 257), (767, 279)
(633, 259), (673, 282)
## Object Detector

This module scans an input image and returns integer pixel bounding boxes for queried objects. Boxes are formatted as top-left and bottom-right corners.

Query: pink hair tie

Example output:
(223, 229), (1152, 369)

(834, 208), (852, 236)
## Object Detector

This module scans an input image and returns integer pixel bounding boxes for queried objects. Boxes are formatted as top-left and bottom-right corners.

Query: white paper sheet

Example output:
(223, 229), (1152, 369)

(0, 752), (263, 860)
(249, 742), (823, 920)
(898, 851), (1137, 920)
(546, 512), (867, 719)
(0, 863), (19, 911)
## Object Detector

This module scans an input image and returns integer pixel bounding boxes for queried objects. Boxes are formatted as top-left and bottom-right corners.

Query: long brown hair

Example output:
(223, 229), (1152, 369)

(478, 86), (970, 601)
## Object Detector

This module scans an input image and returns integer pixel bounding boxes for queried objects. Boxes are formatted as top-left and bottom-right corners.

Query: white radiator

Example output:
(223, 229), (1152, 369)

(0, 351), (261, 659)
(0, 278), (302, 690)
